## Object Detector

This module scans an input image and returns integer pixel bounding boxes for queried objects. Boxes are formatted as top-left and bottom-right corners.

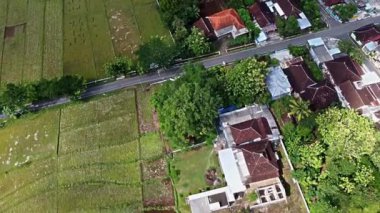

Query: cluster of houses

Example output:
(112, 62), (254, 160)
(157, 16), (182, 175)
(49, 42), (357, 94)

(194, 0), (311, 43)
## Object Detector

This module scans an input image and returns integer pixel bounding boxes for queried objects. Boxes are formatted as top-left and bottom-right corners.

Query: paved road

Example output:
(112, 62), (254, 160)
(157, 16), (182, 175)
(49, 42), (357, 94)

(20, 15), (380, 113)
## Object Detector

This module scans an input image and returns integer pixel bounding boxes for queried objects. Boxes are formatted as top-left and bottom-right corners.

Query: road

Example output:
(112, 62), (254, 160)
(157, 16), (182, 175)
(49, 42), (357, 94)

(21, 15), (380, 113)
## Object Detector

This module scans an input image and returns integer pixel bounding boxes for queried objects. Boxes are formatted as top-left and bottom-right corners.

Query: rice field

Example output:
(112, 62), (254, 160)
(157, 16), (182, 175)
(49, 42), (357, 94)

(0, 0), (171, 85)
(0, 87), (174, 212)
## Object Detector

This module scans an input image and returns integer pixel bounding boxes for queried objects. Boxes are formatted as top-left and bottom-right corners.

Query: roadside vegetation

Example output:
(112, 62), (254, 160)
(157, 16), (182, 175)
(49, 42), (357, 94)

(152, 57), (271, 146)
(333, 3), (358, 22)
(0, 76), (86, 119)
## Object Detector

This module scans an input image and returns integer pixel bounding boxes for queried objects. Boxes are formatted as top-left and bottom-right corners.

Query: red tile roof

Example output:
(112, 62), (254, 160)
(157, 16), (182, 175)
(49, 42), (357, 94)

(230, 118), (271, 145)
(324, 56), (363, 85)
(323, 0), (345, 7)
(207, 9), (246, 31)
(248, 3), (275, 28)
(276, 0), (302, 17)
(239, 141), (279, 183)
(353, 25), (380, 45)
(283, 61), (316, 93)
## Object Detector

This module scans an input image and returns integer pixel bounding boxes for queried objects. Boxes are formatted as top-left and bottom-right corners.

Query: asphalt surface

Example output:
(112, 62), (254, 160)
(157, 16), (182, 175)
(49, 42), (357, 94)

(16, 15), (380, 113)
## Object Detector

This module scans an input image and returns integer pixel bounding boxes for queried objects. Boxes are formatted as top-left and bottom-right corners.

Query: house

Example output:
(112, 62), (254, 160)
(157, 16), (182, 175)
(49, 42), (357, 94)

(266, 66), (292, 100)
(308, 38), (337, 65)
(248, 2), (277, 33)
(187, 144), (286, 212)
(219, 105), (280, 148)
(194, 9), (249, 39)
(324, 55), (380, 122)
(188, 105), (287, 212)
(351, 24), (380, 52)
(323, 0), (345, 7)
(272, 0), (312, 30)
(282, 57), (339, 110)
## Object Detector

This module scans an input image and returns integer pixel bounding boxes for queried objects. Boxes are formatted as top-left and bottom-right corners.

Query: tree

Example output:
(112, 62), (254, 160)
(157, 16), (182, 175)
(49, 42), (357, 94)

(159, 0), (199, 27)
(285, 16), (301, 36)
(354, 165), (374, 187)
(185, 27), (211, 56)
(238, 8), (261, 40)
(151, 63), (225, 145)
(172, 18), (188, 42)
(301, 0), (324, 30)
(1, 83), (30, 116)
(289, 98), (311, 122)
(104, 56), (135, 77)
(276, 16), (300, 37)
(338, 40), (364, 64)
(136, 36), (176, 70)
(299, 141), (325, 170)
(334, 3), (358, 22)
(316, 108), (377, 160)
(153, 82), (222, 144)
(224, 58), (268, 106)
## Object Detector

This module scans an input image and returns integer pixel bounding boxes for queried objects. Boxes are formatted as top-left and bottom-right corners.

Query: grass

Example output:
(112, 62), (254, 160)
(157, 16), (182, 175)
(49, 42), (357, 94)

(171, 145), (222, 212)
(136, 85), (160, 133)
(0, 87), (174, 211)
(0, 0), (170, 85)
(140, 132), (164, 161)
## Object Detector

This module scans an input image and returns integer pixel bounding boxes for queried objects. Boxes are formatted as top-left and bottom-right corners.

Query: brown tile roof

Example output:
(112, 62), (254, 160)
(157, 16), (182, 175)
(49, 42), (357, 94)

(239, 141), (279, 183)
(353, 24), (380, 45)
(301, 80), (339, 110)
(276, 0), (302, 17)
(193, 17), (215, 38)
(324, 56), (363, 85)
(248, 3), (275, 28)
(230, 118), (271, 145)
(283, 61), (316, 93)
(323, 0), (345, 7)
(207, 9), (246, 31)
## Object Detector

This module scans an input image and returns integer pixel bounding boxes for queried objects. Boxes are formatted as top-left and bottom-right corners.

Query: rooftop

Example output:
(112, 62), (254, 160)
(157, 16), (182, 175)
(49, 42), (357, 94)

(266, 66), (292, 100)
(207, 9), (246, 31)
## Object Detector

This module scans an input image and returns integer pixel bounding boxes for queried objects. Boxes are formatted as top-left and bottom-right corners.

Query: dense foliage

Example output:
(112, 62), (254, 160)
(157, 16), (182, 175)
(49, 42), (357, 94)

(151, 64), (225, 145)
(137, 36), (177, 70)
(159, 0), (199, 27)
(185, 28), (211, 56)
(104, 56), (137, 77)
(227, 0), (255, 10)
(301, 0), (325, 31)
(224, 58), (269, 106)
(152, 57), (272, 145)
(338, 40), (364, 64)
(277, 104), (380, 212)
(334, 3), (358, 22)
(238, 8), (261, 40)
(0, 76), (86, 118)
(276, 16), (301, 37)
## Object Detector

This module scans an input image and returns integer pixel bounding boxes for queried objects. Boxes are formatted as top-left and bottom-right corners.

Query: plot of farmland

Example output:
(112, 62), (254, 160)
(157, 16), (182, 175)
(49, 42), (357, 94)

(0, 88), (174, 212)
(0, 0), (171, 85)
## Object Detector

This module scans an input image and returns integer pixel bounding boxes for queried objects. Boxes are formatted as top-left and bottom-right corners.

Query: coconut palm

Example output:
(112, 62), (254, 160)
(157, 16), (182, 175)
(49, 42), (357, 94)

(289, 98), (311, 122)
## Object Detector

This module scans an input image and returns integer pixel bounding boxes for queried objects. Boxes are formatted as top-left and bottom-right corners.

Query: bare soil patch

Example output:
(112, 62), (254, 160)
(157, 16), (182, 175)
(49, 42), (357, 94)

(4, 24), (25, 39)
(142, 158), (168, 180)
(108, 9), (140, 56)
(143, 179), (175, 208)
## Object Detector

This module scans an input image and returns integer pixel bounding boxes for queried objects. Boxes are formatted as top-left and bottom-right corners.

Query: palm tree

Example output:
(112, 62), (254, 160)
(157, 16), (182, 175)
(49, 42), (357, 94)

(289, 98), (311, 122)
